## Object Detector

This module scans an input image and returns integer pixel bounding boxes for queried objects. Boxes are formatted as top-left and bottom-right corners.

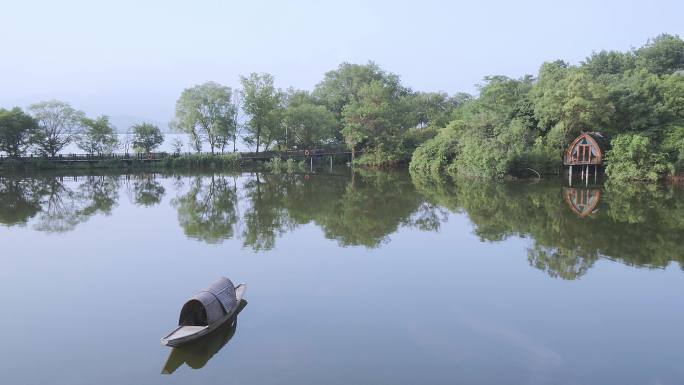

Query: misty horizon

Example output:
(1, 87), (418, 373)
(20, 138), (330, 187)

(2, 0), (682, 126)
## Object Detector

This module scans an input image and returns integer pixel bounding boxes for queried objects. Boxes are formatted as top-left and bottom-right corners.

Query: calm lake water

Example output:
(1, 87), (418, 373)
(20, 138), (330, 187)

(0, 168), (683, 385)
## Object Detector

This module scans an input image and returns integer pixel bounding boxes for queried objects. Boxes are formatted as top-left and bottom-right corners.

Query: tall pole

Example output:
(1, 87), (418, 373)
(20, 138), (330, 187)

(585, 165), (589, 186)
(569, 165), (572, 186)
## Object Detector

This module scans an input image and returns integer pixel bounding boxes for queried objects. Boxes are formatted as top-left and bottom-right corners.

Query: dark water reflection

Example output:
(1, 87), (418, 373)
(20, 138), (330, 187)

(1, 170), (683, 280)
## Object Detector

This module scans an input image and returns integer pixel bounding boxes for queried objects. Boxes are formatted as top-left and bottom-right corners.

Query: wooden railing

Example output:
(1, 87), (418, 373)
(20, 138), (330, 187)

(0, 146), (354, 163)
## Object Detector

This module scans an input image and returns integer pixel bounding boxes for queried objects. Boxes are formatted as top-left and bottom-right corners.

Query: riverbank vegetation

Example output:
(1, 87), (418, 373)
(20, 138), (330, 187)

(1, 34), (682, 179)
(411, 34), (684, 180)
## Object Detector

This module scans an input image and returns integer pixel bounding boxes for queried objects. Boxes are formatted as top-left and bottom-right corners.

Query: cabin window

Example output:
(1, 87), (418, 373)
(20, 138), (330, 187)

(570, 138), (599, 163)
(179, 300), (208, 326)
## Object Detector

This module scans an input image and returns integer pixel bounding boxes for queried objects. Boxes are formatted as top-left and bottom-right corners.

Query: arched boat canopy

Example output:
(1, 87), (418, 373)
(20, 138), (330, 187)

(179, 277), (238, 326)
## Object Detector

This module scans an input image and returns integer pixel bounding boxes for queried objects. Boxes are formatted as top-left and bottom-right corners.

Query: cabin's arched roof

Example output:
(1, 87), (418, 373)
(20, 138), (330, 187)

(179, 277), (238, 326)
(564, 132), (609, 165)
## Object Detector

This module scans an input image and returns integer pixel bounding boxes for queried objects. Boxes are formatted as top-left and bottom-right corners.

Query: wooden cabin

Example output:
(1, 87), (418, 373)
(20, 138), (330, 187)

(563, 132), (609, 166)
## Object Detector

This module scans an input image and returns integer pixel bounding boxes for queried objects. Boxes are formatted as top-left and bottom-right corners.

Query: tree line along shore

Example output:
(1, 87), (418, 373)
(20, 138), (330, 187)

(1, 34), (683, 180)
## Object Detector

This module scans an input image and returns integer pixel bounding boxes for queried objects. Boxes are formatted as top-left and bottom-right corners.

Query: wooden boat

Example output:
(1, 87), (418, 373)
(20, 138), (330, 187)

(161, 277), (246, 347)
(162, 299), (247, 374)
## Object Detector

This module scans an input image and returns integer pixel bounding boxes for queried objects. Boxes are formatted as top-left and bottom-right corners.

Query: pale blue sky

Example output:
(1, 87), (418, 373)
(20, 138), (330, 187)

(1, 0), (682, 127)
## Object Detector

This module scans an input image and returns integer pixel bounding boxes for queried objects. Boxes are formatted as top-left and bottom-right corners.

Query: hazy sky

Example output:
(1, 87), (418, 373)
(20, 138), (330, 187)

(1, 0), (682, 127)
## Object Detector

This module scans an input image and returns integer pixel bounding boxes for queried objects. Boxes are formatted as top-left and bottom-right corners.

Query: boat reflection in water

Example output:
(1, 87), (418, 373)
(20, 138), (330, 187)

(161, 300), (247, 374)
(563, 187), (601, 217)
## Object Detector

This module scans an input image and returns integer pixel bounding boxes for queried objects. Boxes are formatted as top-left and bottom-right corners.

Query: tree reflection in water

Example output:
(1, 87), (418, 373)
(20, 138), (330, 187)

(131, 175), (166, 207)
(0, 177), (45, 226)
(411, 172), (684, 279)
(172, 174), (239, 244)
(1, 170), (683, 279)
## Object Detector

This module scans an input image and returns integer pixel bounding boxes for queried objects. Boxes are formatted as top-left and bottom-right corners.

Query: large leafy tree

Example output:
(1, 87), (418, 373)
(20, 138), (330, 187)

(75, 116), (119, 156)
(283, 90), (337, 148)
(28, 100), (85, 157)
(313, 61), (407, 143)
(581, 50), (636, 78)
(341, 79), (413, 161)
(240, 73), (283, 153)
(636, 34), (684, 75)
(172, 82), (237, 154)
(131, 123), (164, 154)
(0, 107), (39, 157)
(605, 134), (672, 181)
(410, 92), (463, 129)
(313, 61), (402, 118)
(532, 66), (614, 150)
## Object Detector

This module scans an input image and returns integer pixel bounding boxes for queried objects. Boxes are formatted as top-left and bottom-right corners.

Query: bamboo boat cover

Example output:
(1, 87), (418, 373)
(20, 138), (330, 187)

(178, 277), (238, 326)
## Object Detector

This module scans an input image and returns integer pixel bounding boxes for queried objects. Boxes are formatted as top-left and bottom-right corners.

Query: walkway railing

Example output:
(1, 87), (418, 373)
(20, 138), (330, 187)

(0, 146), (354, 163)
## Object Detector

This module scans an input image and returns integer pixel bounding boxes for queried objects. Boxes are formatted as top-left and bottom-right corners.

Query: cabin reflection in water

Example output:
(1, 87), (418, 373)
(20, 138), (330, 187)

(563, 187), (601, 217)
(161, 300), (247, 374)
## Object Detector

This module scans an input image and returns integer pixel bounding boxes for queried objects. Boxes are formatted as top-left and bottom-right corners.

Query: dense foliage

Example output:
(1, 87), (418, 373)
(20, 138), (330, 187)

(2, 34), (682, 179)
(171, 82), (237, 154)
(132, 123), (164, 154)
(0, 108), (39, 158)
(410, 34), (684, 180)
(76, 116), (119, 156)
(28, 100), (85, 157)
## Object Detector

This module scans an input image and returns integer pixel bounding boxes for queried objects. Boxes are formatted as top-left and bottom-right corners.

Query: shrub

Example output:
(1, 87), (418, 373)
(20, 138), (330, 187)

(660, 125), (684, 173)
(605, 134), (673, 181)
(409, 124), (460, 175)
(451, 133), (509, 178)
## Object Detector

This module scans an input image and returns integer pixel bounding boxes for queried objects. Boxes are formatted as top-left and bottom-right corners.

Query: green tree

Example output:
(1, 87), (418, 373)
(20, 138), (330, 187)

(636, 34), (684, 75)
(530, 60), (570, 132)
(28, 100), (85, 157)
(75, 116), (119, 156)
(605, 134), (672, 181)
(410, 92), (463, 129)
(581, 50), (636, 77)
(409, 121), (461, 175)
(283, 90), (337, 148)
(172, 82), (237, 154)
(313, 62), (393, 115)
(341, 80), (413, 163)
(132, 123), (164, 154)
(0, 107), (39, 158)
(240, 73), (284, 153)
(314, 61), (408, 142)
(660, 125), (684, 172)
(533, 67), (614, 151)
